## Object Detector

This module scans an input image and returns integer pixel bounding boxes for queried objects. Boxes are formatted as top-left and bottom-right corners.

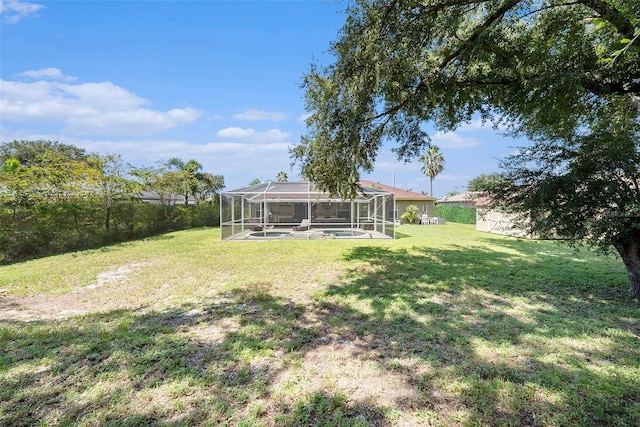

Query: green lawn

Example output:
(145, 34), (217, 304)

(1, 224), (638, 426)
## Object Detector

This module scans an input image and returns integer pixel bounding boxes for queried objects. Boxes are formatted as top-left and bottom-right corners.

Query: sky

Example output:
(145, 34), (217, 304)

(1, 0), (524, 198)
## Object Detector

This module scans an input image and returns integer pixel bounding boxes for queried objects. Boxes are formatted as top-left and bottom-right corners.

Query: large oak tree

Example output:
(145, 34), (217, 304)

(292, 0), (640, 298)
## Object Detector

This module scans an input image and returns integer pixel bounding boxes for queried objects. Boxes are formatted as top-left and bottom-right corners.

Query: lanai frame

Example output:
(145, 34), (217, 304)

(220, 181), (395, 240)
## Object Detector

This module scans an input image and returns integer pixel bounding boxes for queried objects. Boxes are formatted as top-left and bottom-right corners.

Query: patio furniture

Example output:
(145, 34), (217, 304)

(362, 221), (375, 230)
(293, 218), (310, 231)
(248, 219), (263, 231)
(420, 215), (441, 225)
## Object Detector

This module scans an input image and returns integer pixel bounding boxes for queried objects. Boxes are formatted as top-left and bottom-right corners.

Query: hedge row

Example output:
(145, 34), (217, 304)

(0, 201), (219, 264)
(433, 205), (476, 224)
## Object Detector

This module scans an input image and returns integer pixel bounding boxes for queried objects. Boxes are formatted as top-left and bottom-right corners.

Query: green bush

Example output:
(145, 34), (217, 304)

(433, 205), (476, 224)
(0, 199), (221, 264)
(194, 202), (220, 227)
(400, 205), (420, 224)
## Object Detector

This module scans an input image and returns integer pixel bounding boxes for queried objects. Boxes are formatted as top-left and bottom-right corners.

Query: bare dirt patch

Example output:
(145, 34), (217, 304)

(89, 262), (152, 289)
(0, 262), (153, 321)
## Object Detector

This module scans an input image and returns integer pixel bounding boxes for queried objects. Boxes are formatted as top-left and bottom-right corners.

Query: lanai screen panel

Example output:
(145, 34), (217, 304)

(220, 181), (394, 240)
(365, 191), (395, 238)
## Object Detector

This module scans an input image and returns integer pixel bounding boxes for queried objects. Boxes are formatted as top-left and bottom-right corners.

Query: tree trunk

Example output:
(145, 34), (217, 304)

(614, 236), (640, 299)
(105, 197), (111, 231)
(630, 268), (640, 299)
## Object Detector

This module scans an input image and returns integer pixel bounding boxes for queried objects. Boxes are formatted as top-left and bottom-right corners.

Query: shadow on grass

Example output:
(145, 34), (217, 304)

(0, 284), (390, 426)
(393, 230), (412, 239)
(274, 391), (390, 426)
(1, 241), (638, 426)
(316, 244), (639, 426)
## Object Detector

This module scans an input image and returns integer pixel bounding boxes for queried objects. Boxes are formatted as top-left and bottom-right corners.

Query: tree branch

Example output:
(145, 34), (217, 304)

(369, 0), (521, 122)
(581, 75), (640, 97)
(516, 1), (582, 21)
(580, 0), (636, 38)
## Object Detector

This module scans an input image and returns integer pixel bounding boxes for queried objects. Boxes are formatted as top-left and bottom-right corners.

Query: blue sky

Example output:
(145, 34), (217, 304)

(1, 0), (521, 198)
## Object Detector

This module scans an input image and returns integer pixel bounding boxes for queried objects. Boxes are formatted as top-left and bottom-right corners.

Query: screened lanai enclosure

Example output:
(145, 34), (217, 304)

(220, 181), (395, 240)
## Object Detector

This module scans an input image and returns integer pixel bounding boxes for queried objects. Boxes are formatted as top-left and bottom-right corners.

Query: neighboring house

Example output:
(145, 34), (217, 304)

(359, 180), (436, 223)
(436, 192), (481, 208)
(475, 196), (533, 238)
(138, 190), (197, 206)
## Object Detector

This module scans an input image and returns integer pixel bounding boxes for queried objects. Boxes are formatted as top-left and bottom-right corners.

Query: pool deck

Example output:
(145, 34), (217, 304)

(225, 227), (393, 241)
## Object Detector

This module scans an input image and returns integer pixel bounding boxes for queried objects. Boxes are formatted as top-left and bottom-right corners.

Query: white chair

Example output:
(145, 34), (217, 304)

(293, 218), (310, 231)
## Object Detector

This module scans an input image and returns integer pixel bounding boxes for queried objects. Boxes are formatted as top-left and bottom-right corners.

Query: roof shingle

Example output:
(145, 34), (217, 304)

(358, 180), (435, 201)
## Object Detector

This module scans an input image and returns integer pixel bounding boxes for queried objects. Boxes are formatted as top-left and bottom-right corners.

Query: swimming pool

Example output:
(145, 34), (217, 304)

(248, 231), (291, 239)
(321, 229), (370, 238)
(247, 229), (371, 239)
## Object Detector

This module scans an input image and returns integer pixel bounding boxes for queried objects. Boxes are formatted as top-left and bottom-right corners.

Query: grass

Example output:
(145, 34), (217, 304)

(1, 224), (638, 426)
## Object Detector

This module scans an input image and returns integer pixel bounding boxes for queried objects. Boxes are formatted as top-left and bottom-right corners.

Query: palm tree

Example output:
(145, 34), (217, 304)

(194, 173), (224, 202)
(166, 157), (205, 206)
(276, 171), (288, 182)
(418, 145), (445, 197)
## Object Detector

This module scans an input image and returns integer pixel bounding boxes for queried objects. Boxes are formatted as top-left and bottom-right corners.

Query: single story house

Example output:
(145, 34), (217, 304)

(138, 190), (197, 206)
(359, 180), (435, 223)
(436, 192), (481, 208)
(475, 196), (533, 238)
(220, 181), (396, 240)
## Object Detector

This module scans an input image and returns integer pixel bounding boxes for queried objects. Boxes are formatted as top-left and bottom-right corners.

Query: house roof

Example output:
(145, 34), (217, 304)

(138, 190), (196, 202)
(436, 192), (481, 204)
(358, 180), (435, 201)
(474, 196), (492, 207)
(137, 190), (198, 205)
(224, 180), (392, 201)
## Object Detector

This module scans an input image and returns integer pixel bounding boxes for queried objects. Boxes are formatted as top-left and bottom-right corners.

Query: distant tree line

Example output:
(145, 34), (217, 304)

(0, 140), (224, 263)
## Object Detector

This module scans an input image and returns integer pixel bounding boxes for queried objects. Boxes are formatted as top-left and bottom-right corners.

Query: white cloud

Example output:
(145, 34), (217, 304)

(3, 132), (291, 164)
(216, 127), (256, 139)
(0, 71), (298, 189)
(216, 127), (290, 143)
(258, 129), (290, 142)
(201, 141), (291, 155)
(65, 107), (202, 136)
(16, 68), (76, 82)
(431, 131), (482, 149)
(232, 109), (288, 122)
(68, 136), (294, 189)
(0, 76), (203, 136)
(0, 0), (44, 24)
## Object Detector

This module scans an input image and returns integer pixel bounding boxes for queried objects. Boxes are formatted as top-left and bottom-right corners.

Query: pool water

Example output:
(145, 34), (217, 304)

(249, 231), (291, 239)
(248, 229), (371, 239)
(321, 229), (369, 237)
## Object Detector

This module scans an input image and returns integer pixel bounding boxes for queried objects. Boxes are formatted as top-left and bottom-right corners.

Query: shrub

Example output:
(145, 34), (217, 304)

(0, 199), (221, 264)
(433, 205), (476, 224)
(401, 205), (420, 224)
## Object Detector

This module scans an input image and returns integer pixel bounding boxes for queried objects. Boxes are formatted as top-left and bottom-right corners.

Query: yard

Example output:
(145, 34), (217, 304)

(1, 224), (638, 426)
